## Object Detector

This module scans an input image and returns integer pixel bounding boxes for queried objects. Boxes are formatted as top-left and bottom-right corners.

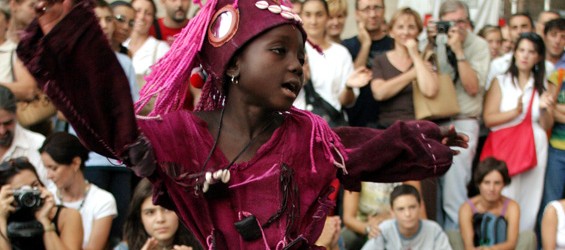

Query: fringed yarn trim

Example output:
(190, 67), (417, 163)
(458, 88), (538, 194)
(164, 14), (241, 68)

(135, 0), (219, 116)
(290, 108), (347, 174)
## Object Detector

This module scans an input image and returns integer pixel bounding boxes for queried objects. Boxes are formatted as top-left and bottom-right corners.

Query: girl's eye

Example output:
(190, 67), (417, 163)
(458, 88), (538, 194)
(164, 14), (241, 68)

(272, 48), (286, 54)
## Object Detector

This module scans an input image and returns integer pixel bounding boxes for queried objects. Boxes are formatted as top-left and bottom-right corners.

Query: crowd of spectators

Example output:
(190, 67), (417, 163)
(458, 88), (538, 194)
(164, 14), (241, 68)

(0, 0), (563, 249)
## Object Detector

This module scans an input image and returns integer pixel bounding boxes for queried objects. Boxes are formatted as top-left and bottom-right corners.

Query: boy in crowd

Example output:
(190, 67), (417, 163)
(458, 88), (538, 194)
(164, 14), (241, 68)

(361, 185), (452, 250)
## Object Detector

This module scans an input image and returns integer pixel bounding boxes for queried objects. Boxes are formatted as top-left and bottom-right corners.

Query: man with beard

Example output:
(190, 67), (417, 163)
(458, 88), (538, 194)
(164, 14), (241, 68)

(0, 85), (49, 186)
(149, 0), (191, 45)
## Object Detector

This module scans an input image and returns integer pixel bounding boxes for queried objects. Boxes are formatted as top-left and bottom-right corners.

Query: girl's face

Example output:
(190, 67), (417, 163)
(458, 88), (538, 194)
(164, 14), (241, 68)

(479, 170), (505, 202)
(132, 0), (155, 35)
(41, 153), (76, 189)
(9, 169), (41, 190)
(514, 39), (540, 72)
(326, 10), (346, 38)
(389, 14), (419, 47)
(140, 197), (179, 244)
(301, 0), (328, 39)
(485, 30), (502, 59)
(230, 25), (305, 111)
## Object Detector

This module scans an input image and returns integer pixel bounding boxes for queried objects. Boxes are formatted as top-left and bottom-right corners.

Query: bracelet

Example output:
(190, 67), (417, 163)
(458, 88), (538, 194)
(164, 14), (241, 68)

(365, 225), (371, 235)
(44, 223), (56, 233)
(456, 55), (467, 62)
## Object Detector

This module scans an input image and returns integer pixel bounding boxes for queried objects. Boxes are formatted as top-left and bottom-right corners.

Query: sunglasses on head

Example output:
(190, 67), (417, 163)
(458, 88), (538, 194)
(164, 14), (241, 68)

(114, 14), (135, 28)
(0, 157), (30, 171)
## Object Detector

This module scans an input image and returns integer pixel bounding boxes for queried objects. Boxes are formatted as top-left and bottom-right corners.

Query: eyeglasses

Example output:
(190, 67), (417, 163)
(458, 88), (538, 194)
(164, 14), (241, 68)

(358, 5), (384, 13)
(114, 14), (135, 28)
(0, 157), (30, 171)
(441, 18), (469, 26)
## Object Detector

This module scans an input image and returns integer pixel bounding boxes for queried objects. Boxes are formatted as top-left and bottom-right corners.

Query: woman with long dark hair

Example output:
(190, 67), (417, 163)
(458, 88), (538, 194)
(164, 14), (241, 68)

(483, 32), (555, 232)
(0, 157), (83, 250)
(115, 179), (201, 250)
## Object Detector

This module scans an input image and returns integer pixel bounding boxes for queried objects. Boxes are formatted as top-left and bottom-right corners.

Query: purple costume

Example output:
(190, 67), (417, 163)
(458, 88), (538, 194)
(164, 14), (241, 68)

(17, 1), (454, 249)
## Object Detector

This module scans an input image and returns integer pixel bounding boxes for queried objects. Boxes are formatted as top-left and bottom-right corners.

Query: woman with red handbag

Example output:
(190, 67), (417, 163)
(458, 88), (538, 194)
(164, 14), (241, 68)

(482, 32), (555, 232)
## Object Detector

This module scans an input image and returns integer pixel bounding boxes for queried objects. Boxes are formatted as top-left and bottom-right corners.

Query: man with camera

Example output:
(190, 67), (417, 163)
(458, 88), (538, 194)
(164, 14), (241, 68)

(425, 0), (490, 231)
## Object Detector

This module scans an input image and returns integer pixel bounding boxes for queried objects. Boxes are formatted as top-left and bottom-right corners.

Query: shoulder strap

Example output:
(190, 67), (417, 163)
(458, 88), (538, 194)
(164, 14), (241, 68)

(524, 88), (536, 120)
(500, 198), (510, 216)
(51, 205), (63, 235)
(467, 199), (478, 214)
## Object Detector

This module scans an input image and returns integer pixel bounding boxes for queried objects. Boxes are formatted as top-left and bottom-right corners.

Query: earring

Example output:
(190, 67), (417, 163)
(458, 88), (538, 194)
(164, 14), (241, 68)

(534, 64), (539, 72)
(231, 75), (239, 85)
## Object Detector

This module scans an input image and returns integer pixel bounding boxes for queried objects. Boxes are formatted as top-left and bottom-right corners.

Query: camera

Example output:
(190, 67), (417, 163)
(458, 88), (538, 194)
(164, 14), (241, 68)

(13, 186), (42, 210)
(436, 21), (453, 33)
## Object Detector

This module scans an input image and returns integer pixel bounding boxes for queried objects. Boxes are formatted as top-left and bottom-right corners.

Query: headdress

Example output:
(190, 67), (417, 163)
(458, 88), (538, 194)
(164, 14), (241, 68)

(135, 0), (305, 115)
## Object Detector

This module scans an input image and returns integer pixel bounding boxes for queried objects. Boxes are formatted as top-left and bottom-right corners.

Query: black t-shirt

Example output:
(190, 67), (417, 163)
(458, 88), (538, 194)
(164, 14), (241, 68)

(342, 35), (393, 127)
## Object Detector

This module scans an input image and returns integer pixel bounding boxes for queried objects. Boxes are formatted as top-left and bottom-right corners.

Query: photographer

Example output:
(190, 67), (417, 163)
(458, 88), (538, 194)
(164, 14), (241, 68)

(0, 157), (83, 250)
(425, 0), (490, 232)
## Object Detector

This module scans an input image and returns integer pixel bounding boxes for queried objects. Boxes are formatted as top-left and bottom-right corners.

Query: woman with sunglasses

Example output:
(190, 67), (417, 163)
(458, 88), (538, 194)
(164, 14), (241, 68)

(0, 157), (83, 250)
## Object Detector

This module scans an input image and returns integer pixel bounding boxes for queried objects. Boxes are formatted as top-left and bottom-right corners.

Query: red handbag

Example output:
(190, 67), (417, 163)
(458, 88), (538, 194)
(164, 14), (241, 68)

(480, 89), (538, 177)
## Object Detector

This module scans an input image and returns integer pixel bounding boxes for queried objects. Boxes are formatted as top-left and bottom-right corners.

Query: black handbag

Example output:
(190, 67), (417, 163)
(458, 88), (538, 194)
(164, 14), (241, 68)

(303, 80), (348, 127)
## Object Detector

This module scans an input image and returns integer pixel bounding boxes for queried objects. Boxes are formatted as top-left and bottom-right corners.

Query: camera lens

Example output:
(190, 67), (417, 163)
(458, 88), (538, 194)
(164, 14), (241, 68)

(19, 193), (39, 208)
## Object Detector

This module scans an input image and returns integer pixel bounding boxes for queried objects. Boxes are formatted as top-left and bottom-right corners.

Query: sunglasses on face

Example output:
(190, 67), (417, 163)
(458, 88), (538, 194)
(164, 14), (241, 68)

(114, 14), (135, 28)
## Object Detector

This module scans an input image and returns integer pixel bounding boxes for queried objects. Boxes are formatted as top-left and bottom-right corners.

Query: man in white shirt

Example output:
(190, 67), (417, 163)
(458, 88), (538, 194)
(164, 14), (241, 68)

(0, 85), (49, 186)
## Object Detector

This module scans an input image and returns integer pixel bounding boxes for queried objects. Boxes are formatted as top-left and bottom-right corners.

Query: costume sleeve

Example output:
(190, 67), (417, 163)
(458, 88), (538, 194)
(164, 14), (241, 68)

(334, 120), (453, 191)
(16, 1), (139, 159)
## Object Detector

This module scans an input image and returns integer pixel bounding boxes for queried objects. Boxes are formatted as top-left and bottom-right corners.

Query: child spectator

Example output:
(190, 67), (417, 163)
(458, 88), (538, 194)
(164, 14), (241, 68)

(114, 179), (201, 250)
(361, 184), (451, 250)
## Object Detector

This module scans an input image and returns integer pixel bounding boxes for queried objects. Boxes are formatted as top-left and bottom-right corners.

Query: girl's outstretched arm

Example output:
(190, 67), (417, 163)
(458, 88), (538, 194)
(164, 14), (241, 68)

(17, 0), (139, 161)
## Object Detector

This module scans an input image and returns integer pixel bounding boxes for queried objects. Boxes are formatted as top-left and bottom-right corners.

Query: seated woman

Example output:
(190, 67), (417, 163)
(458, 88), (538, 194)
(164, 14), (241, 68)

(449, 157), (535, 250)
(0, 157), (83, 250)
(39, 132), (118, 250)
(541, 198), (565, 250)
(114, 178), (201, 250)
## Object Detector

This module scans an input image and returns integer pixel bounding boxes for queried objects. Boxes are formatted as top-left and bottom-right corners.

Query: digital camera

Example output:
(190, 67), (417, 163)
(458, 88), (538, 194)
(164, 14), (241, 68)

(13, 186), (42, 210)
(436, 21), (454, 33)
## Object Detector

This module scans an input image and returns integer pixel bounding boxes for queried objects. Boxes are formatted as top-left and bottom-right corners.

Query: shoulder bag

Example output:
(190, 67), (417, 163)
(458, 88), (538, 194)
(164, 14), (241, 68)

(480, 89), (538, 176)
(412, 50), (460, 120)
(9, 51), (57, 127)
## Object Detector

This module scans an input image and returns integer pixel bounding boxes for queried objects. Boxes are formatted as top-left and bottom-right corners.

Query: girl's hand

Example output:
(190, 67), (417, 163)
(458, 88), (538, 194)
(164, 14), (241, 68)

(34, 187), (55, 226)
(440, 125), (469, 155)
(346, 67), (372, 88)
(141, 237), (159, 250)
(0, 185), (15, 220)
(35, 0), (74, 34)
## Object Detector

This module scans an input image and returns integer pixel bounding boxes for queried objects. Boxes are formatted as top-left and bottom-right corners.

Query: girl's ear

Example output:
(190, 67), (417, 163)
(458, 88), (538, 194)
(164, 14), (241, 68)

(226, 56), (241, 78)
